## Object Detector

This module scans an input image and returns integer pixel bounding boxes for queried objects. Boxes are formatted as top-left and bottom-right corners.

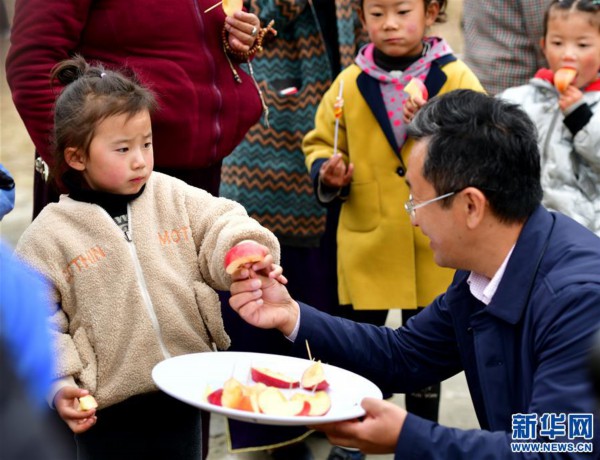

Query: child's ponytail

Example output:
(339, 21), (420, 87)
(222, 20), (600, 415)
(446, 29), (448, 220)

(49, 55), (157, 187)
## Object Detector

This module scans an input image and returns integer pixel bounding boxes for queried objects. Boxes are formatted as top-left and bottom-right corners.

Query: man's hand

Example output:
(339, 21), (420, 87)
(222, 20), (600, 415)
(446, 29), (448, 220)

(309, 398), (405, 455)
(229, 269), (299, 336)
(319, 153), (353, 188)
(54, 386), (97, 433)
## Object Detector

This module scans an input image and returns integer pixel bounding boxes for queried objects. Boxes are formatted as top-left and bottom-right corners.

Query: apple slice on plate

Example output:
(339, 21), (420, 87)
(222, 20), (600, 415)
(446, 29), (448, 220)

(222, 0), (243, 16)
(290, 391), (331, 416)
(224, 240), (268, 274)
(257, 387), (311, 416)
(251, 367), (300, 389)
(554, 67), (577, 93)
(404, 78), (428, 102)
(301, 361), (329, 391)
(237, 382), (267, 413)
(206, 387), (224, 406)
(221, 377), (244, 409)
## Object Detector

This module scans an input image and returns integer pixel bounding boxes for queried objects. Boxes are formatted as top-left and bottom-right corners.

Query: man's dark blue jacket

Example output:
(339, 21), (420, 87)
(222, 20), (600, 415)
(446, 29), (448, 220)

(294, 206), (600, 458)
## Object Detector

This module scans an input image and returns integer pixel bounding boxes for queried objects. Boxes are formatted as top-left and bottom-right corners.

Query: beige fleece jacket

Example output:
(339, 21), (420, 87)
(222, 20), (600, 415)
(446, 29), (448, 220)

(15, 172), (280, 409)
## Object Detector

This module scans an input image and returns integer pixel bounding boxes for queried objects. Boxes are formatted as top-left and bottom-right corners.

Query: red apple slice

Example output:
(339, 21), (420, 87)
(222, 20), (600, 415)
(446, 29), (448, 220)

(257, 387), (310, 416)
(554, 67), (577, 93)
(301, 361), (329, 391)
(206, 387), (224, 406)
(251, 367), (300, 389)
(78, 395), (98, 411)
(291, 391), (331, 416)
(224, 240), (268, 274)
(222, 0), (243, 16)
(404, 78), (429, 102)
(221, 378), (244, 409)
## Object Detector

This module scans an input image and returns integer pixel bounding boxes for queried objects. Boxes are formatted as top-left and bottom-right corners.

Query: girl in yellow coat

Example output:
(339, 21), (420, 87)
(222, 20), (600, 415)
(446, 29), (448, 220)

(303, 0), (484, 431)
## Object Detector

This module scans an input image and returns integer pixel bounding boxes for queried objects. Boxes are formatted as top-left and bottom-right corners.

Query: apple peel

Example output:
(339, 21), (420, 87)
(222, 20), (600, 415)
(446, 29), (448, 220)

(404, 78), (429, 102)
(224, 240), (268, 274)
(291, 390), (331, 416)
(554, 67), (577, 93)
(251, 367), (300, 389)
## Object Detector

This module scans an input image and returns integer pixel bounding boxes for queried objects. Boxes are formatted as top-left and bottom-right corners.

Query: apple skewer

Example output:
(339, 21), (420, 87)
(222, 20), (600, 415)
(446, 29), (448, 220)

(204, 1), (222, 13)
(333, 80), (344, 156)
(305, 339), (314, 361)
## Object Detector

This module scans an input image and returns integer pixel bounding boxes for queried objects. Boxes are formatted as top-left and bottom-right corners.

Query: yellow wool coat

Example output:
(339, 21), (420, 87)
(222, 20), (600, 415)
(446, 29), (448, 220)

(304, 57), (484, 310)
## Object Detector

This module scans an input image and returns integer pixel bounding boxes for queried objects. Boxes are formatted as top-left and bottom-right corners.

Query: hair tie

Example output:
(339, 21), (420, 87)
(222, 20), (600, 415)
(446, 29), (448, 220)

(100, 72), (106, 78)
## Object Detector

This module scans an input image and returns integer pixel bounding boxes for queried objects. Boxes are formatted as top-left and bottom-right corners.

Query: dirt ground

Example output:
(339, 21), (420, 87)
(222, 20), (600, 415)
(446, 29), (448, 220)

(0, 2), (475, 459)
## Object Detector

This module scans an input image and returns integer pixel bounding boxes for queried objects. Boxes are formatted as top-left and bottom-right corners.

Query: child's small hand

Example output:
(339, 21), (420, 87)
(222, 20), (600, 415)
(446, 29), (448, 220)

(319, 153), (354, 188)
(403, 96), (426, 124)
(558, 85), (583, 112)
(54, 386), (97, 433)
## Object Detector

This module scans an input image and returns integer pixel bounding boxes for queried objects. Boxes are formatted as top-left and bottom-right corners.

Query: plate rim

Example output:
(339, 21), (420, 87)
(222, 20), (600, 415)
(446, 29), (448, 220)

(151, 351), (382, 426)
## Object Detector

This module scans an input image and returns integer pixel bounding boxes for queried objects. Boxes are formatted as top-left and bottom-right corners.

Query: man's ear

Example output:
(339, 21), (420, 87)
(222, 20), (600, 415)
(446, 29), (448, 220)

(64, 147), (86, 171)
(462, 187), (487, 230)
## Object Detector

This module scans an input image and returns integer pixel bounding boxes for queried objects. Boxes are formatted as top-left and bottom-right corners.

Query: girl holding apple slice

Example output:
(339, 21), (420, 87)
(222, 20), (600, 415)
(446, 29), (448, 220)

(498, 0), (600, 236)
(303, 2), (483, 454)
(13, 56), (283, 460)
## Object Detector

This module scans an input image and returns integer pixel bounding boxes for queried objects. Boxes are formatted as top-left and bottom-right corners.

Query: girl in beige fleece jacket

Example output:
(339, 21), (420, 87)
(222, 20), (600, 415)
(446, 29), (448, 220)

(14, 56), (282, 459)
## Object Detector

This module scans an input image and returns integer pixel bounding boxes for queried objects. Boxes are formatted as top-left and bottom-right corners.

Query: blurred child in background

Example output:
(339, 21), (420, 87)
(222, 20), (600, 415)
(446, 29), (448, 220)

(303, 3), (484, 457)
(498, 0), (600, 235)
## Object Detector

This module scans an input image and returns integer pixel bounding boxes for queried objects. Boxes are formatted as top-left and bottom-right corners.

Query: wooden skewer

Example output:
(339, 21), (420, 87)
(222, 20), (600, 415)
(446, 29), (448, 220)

(204, 1), (222, 13)
(305, 339), (313, 361)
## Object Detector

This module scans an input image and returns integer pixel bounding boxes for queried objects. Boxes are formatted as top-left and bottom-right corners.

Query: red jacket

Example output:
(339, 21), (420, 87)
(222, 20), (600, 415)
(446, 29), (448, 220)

(6, 0), (263, 169)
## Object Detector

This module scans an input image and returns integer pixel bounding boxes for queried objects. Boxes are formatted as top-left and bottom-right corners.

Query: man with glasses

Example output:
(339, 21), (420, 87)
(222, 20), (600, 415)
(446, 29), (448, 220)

(228, 90), (600, 458)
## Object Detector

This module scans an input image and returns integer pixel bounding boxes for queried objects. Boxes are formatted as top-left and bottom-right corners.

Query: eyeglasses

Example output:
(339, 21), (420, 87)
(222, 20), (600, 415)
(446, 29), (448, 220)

(404, 191), (456, 219)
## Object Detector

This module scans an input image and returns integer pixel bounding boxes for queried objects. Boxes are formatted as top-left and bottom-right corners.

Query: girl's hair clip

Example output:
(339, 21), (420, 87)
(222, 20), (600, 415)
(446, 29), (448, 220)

(100, 72), (107, 78)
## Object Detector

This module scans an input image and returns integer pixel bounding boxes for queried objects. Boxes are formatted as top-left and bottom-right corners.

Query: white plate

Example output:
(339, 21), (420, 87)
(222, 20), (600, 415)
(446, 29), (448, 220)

(152, 351), (382, 426)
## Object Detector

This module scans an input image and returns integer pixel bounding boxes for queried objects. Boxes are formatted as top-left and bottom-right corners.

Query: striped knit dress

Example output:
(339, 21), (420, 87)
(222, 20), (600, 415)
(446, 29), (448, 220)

(220, 0), (366, 247)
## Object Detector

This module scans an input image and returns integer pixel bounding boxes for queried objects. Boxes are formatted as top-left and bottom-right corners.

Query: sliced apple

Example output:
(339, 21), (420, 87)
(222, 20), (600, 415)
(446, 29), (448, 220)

(78, 395), (98, 411)
(251, 367), (300, 389)
(206, 387), (223, 406)
(222, 0), (243, 17)
(257, 387), (310, 416)
(404, 78), (429, 102)
(301, 361), (329, 391)
(221, 377), (244, 409)
(238, 382), (267, 412)
(291, 391), (331, 416)
(224, 240), (268, 274)
(554, 67), (577, 93)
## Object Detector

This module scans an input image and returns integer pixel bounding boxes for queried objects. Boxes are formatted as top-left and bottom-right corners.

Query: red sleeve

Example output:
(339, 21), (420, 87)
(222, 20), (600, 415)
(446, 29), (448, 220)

(6, 0), (93, 164)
